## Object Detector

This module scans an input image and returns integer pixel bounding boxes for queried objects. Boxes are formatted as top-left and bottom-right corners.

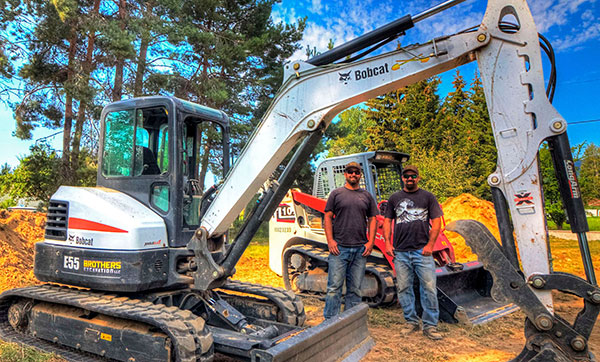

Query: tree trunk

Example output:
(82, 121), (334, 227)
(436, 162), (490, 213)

(112, 0), (127, 101)
(62, 28), (77, 167)
(133, 31), (149, 97)
(71, 0), (101, 183)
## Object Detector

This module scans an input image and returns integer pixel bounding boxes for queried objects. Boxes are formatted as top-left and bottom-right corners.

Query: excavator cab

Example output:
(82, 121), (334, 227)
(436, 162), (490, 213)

(34, 96), (232, 293)
(98, 96), (230, 248)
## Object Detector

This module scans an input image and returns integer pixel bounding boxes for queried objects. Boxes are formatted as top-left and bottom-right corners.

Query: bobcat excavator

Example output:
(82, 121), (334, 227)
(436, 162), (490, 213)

(269, 151), (519, 325)
(1, 0), (598, 361)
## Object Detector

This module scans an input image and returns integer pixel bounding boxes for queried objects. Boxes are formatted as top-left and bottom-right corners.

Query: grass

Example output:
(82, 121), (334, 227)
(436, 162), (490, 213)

(0, 341), (62, 362)
(547, 216), (600, 231)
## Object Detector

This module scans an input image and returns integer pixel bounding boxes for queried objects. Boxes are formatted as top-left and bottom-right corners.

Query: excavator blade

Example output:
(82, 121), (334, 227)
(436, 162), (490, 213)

(251, 304), (373, 362)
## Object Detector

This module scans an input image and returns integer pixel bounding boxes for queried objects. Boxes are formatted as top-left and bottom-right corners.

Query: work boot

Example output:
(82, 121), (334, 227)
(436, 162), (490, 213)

(401, 322), (420, 335)
(423, 326), (443, 340)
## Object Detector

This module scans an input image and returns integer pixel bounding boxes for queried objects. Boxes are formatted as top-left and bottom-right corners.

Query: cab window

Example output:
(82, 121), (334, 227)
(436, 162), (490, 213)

(182, 119), (225, 228)
(102, 106), (169, 177)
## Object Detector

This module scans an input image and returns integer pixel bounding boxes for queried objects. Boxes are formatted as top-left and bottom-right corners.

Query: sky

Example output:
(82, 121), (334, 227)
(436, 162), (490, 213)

(1, 0), (599, 167)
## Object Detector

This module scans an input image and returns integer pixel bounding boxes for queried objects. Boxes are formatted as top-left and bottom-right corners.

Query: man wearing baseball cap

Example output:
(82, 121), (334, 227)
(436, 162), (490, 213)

(323, 161), (378, 319)
(383, 165), (444, 340)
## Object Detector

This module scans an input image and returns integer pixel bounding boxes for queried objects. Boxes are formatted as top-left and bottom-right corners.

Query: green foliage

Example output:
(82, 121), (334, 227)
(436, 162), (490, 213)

(580, 143), (600, 204)
(2, 0), (305, 183)
(546, 202), (567, 230)
(406, 147), (471, 203)
(8, 143), (63, 205)
(539, 143), (567, 229)
(326, 107), (374, 156)
(1, 143), (96, 207)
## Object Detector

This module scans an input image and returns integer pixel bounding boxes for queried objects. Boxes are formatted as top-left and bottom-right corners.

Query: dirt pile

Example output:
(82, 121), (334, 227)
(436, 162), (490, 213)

(0, 210), (46, 291)
(441, 193), (500, 262)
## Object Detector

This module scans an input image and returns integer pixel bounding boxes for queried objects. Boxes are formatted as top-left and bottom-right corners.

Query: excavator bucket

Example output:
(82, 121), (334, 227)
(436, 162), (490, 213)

(430, 223), (520, 324)
(434, 261), (519, 324)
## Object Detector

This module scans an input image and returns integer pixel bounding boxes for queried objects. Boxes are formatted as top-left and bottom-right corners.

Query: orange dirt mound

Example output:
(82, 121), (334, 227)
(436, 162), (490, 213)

(441, 193), (500, 263)
(0, 210), (46, 291)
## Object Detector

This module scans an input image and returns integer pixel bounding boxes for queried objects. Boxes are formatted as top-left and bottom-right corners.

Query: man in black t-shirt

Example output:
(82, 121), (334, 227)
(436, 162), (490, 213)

(383, 165), (444, 340)
(323, 162), (378, 319)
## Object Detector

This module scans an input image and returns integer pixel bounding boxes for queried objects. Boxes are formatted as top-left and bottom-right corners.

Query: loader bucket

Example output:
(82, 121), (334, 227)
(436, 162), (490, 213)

(434, 261), (519, 325)
(251, 304), (374, 362)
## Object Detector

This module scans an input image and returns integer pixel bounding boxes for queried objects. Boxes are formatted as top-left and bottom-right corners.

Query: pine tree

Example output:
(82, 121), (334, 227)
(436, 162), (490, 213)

(580, 143), (600, 204)
(364, 78), (440, 153)
(431, 70), (468, 151)
(464, 71), (497, 199)
(326, 107), (374, 156)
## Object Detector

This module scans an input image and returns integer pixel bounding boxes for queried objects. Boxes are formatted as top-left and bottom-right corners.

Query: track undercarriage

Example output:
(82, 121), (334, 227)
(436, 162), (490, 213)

(0, 280), (370, 362)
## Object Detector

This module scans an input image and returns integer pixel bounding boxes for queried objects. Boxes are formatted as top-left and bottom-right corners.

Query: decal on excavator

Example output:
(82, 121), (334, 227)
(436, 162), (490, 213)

(354, 63), (390, 80)
(564, 160), (581, 198)
(82, 260), (122, 274)
(275, 203), (296, 223)
(514, 192), (534, 206)
(68, 234), (94, 246)
(338, 71), (351, 84)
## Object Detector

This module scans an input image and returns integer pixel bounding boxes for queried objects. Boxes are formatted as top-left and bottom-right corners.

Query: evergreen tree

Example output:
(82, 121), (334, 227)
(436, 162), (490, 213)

(3, 0), (305, 188)
(364, 78), (440, 152)
(326, 107), (374, 156)
(430, 70), (468, 151)
(539, 143), (566, 229)
(0, 0), (21, 102)
(463, 71), (496, 200)
(580, 143), (600, 204)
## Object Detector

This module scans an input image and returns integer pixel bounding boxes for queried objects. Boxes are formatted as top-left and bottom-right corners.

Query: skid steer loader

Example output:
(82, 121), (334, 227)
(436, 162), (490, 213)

(269, 151), (519, 324)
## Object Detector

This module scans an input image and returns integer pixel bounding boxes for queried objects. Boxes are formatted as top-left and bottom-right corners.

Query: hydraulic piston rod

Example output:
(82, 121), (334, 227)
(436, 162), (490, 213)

(307, 0), (467, 66)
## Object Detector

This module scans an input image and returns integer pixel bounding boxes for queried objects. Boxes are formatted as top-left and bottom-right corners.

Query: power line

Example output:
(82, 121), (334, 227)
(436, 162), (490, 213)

(568, 119), (600, 125)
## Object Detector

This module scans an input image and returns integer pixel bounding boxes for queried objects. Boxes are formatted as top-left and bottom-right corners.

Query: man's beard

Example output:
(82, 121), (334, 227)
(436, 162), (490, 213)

(405, 181), (417, 191)
(347, 177), (360, 187)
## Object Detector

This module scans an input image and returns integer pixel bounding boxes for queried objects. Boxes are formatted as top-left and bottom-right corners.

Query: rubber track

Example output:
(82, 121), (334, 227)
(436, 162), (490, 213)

(0, 285), (213, 362)
(219, 279), (306, 326)
(283, 244), (396, 307)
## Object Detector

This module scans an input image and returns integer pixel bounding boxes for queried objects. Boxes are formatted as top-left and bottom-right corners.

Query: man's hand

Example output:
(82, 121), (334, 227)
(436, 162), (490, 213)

(328, 239), (340, 255)
(385, 243), (394, 257)
(422, 243), (434, 256)
(362, 241), (374, 256)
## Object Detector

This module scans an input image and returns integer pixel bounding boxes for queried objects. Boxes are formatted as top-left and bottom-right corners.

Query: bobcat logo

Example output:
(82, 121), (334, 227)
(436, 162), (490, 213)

(338, 71), (351, 84)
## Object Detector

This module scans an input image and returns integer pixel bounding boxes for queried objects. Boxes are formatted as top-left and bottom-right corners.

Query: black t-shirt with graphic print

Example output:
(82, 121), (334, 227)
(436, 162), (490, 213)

(325, 187), (378, 247)
(384, 189), (443, 252)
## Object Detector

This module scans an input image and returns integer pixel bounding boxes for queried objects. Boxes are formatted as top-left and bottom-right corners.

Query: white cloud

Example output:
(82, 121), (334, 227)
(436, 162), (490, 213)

(310, 0), (323, 14)
(529, 0), (593, 32)
(552, 21), (600, 50)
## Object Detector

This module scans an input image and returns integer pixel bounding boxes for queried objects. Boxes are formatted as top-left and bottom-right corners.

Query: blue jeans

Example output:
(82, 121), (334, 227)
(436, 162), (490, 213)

(323, 245), (367, 319)
(393, 249), (439, 328)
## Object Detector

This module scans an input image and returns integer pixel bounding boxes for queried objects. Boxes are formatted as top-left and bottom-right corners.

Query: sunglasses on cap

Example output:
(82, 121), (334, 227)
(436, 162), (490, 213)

(402, 174), (418, 179)
(346, 170), (361, 175)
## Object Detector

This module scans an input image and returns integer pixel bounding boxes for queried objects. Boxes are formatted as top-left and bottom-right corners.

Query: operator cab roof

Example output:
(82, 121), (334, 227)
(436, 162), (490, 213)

(100, 96), (229, 126)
